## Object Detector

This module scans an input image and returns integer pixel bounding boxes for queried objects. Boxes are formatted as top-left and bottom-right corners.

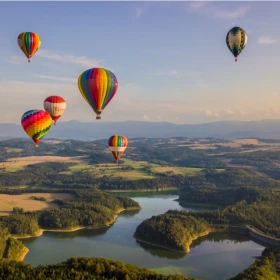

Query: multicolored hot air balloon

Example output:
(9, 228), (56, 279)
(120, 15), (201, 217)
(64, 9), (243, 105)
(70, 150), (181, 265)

(78, 68), (118, 120)
(21, 110), (52, 147)
(44, 96), (66, 126)
(108, 135), (128, 163)
(17, 32), (41, 62)
(226, 27), (247, 62)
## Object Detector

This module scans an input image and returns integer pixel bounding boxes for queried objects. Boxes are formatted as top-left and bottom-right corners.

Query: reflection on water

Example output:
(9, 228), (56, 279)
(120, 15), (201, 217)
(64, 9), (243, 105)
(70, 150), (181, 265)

(21, 191), (265, 280)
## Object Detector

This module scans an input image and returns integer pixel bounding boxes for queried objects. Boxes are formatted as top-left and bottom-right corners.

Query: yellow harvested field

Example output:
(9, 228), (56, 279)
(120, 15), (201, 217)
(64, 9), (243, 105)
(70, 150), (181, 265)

(233, 139), (259, 145)
(153, 166), (202, 175)
(0, 193), (73, 216)
(43, 140), (64, 144)
(3, 156), (89, 169)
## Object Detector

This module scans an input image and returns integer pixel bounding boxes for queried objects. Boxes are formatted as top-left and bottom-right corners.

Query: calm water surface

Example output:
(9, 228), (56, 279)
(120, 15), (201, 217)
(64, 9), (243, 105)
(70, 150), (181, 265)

(21, 191), (265, 280)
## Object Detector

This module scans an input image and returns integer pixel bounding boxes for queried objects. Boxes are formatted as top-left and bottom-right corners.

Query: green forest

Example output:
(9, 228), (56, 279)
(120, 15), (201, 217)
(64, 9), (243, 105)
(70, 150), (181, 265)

(230, 247), (280, 280)
(0, 190), (140, 235)
(0, 229), (26, 261)
(0, 257), (197, 280)
(135, 210), (209, 252)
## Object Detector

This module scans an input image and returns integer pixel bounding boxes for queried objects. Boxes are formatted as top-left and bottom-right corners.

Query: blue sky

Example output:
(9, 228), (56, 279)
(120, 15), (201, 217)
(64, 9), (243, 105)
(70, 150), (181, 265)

(0, 1), (280, 124)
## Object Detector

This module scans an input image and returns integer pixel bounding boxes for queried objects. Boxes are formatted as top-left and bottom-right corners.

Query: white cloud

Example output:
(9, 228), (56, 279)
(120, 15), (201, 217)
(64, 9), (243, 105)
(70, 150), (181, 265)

(214, 6), (250, 20)
(188, 1), (206, 10)
(155, 70), (184, 77)
(36, 49), (104, 68)
(154, 70), (208, 88)
(258, 36), (280, 45)
(8, 50), (104, 68)
(33, 75), (76, 84)
(143, 114), (149, 121)
(203, 110), (220, 117)
(135, 8), (143, 17)
(188, 2), (251, 20)
(8, 55), (27, 64)
(155, 70), (201, 78)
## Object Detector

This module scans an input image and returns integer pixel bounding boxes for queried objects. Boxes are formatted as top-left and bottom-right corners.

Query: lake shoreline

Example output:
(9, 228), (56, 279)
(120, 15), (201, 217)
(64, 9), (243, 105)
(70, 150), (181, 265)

(174, 199), (221, 208)
(18, 247), (29, 261)
(104, 188), (177, 193)
(134, 230), (210, 253)
(14, 207), (141, 239)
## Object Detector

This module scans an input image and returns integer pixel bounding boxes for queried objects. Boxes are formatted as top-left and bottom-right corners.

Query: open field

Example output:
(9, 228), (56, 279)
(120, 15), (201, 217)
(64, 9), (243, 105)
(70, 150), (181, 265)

(61, 159), (155, 179)
(0, 193), (73, 216)
(4, 148), (23, 153)
(152, 166), (202, 175)
(1, 156), (89, 172)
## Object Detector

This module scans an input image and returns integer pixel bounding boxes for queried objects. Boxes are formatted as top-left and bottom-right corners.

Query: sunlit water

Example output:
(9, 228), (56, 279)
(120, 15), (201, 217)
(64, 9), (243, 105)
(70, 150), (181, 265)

(21, 191), (265, 280)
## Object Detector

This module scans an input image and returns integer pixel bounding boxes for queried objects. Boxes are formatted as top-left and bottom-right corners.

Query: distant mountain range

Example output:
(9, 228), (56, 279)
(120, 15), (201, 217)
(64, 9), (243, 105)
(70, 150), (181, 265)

(1, 119), (280, 141)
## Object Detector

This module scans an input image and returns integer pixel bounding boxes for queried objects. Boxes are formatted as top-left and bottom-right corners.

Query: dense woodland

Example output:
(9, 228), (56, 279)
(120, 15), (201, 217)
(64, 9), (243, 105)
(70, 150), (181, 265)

(230, 246), (280, 280)
(135, 210), (209, 252)
(0, 229), (26, 261)
(0, 257), (196, 280)
(0, 190), (140, 235)
(179, 180), (280, 237)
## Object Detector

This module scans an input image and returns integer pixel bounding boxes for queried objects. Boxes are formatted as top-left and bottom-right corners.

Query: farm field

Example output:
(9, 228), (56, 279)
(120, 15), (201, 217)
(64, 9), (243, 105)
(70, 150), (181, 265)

(0, 193), (74, 216)
(1, 156), (89, 172)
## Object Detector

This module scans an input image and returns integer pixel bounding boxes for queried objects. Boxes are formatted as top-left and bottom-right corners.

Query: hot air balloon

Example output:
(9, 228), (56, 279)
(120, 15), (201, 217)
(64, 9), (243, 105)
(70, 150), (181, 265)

(21, 110), (52, 147)
(44, 96), (66, 126)
(108, 135), (128, 164)
(17, 32), (41, 62)
(78, 68), (118, 120)
(226, 27), (247, 62)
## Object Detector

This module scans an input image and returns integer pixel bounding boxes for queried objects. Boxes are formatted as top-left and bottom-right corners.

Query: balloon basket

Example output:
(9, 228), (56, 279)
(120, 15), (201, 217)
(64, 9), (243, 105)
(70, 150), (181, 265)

(28, 59), (30, 63)
(35, 144), (38, 148)
(54, 122), (56, 126)
(96, 116), (101, 120)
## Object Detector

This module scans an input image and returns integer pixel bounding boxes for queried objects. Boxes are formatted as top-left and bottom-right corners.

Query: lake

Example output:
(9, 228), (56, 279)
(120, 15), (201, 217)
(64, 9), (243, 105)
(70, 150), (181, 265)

(21, 191), (265, 280)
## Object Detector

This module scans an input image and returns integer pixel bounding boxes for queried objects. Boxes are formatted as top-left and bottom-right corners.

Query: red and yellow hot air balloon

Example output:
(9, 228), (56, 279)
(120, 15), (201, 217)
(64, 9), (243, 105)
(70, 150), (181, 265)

(17, 32), (41, 62)
(108, 135), (128, 163)
(44, 96), (66, 126)
(78, 68), (118, 120)
(21, 110), (52, 147)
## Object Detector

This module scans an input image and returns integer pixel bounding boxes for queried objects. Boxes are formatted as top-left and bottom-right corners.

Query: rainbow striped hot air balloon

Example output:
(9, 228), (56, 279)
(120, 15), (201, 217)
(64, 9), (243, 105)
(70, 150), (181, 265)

(108, 135), (128, 164)
(17, 32), (41, 62)
(44, 96), (66, 126)
(21, 110), (52, 147)
(78, 68), (118, 120)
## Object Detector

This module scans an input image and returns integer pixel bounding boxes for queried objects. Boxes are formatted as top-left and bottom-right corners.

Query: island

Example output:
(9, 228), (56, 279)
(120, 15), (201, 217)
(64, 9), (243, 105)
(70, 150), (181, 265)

(134, 210), (209, 252)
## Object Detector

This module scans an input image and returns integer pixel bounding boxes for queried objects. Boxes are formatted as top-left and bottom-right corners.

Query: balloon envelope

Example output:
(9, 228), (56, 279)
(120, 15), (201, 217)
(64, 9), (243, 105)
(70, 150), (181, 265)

(108, 135), (128, 163)
(17, 32), (41, 62)
(78, 68), (118, 120)
(21, 110), (52, 147)
(44, 96), (66, 125)
(226, 27), (247, 62)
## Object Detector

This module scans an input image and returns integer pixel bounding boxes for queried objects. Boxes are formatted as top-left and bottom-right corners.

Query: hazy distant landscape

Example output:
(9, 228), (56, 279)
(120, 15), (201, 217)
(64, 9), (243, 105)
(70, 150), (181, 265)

(2, 119), (280, 140)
